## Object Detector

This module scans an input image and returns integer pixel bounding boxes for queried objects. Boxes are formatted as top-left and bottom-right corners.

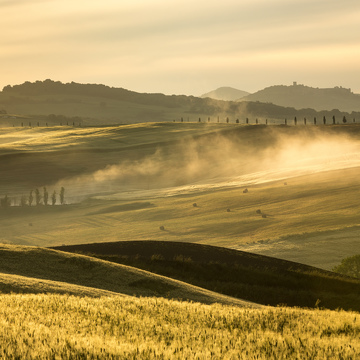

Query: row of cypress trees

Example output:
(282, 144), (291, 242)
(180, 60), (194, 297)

(0, 187), (65, 208)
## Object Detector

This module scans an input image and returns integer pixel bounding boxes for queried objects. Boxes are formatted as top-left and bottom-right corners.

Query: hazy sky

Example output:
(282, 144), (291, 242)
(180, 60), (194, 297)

(1, 0), (360, 95)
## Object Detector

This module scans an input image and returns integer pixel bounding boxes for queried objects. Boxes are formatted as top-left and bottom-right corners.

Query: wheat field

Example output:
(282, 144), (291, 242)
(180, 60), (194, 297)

(1, 294), (359, 359)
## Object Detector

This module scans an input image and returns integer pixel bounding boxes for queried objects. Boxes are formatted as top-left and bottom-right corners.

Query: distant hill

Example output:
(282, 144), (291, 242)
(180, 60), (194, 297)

(0, 80), (359, 125)
(201, 87), (250, 101)
(0, 79), (228, 125)
(239, 84), (360, 112)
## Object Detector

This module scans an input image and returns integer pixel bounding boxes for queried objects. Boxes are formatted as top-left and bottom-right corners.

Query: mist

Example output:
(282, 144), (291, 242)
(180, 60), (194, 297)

(55, 127), (360, 202)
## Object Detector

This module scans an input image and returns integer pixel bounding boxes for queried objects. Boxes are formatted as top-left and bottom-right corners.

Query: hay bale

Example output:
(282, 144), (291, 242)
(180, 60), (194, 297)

(262, 214), (267, 218)
(159, 226), (165, 231)
(256, 209), (261, 214)
(227, 208), (231, 212)
(193, 203), (197, 207)
(243, 188), (248, 194)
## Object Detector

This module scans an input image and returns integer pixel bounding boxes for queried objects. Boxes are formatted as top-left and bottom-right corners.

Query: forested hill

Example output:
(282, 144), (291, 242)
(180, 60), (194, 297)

(240, 84), (360, 112)
(1, 79), (199, 108)
(0, 80), (359, 125)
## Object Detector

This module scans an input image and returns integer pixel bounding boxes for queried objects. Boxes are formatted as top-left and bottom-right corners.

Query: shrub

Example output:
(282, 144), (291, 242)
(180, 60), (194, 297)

(333, 254), (360, 279)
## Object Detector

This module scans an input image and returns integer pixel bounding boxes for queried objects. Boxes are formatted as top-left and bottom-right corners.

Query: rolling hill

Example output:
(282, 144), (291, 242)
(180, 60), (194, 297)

(200, 86), (250, 101)
(1, 123), (360, 273)
(1, 80), (359, 126)
(52, 240), (360, 311)
(0, 244), (254, 306)
(239, 84), (360, 112)
(2, 83), (360, 359)
(1, 240), (359, 310)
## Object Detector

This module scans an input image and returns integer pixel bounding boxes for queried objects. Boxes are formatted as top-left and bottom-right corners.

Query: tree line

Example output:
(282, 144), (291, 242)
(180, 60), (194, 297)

(177, 114), (356, 125)
(0, 187), (65, 208)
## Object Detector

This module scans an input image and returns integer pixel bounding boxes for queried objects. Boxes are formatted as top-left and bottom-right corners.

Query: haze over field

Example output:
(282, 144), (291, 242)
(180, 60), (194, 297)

(1, 0), (360, 95)
(1, 123), (360, 272)
(2, 2), (360, 356)
(53, 126), (360, 202)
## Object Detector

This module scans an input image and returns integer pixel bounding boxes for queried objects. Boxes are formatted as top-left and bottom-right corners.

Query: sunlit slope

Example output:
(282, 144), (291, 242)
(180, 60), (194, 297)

(1, 294), (359, 359)
(1, 123), (360, 270)
(0, 273), (121, 297)
(0, 244), (256, 306)
(0, 122), (240, 193)
(2, 166), (360, 270)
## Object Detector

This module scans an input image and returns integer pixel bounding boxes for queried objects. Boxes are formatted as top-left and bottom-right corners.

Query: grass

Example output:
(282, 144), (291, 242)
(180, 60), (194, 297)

(1, 123), (360, 271)
(1, 122), (360, 357)
(53, 240), (360, 311)
(0, 293), (359, 359)
(0, 244), (255, 307)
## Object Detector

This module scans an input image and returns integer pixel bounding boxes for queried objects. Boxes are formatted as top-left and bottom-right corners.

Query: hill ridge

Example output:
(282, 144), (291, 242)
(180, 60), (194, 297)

(0, 243), (256, 307)
(1, 80), (359, 125)
(51, 240), (360, 311)
(239, 84), (360, 112)
(201, 86), (250, 101)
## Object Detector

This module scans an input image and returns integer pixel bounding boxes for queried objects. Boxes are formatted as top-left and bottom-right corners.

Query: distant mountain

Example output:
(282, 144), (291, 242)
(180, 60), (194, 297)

(201, 87), (250, 101)
(239, 84), (360, 112)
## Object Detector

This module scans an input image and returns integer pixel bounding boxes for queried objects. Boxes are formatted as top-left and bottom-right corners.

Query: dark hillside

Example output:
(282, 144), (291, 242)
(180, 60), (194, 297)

(52, 241), (360, 311)
(1, 80), (359, 125)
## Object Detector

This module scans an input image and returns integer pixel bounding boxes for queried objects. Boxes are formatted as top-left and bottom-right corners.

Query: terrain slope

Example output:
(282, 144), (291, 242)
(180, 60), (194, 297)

(1, 80), (358, 125)
(0, 244), (254, 306)
(1, 123), (360, 272)
(201, 86), (250, 101)
(53, 240), (360, 310)
(240, 84), (360, 112)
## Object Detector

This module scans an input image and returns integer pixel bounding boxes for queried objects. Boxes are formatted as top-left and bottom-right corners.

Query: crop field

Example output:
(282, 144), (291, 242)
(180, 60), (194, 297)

(1, 122), (360, 358)
(1, 294), (359, 359)
(1, 123), (360, 270)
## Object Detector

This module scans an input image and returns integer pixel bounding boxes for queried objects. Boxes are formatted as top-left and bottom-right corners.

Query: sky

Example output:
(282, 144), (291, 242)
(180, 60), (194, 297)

(1, 0), (360, 96)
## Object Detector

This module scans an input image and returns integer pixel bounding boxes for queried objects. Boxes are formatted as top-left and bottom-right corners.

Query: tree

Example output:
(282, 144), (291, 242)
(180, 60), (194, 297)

(35, 188), (41, 206)
(29, 190), (33, 207)
(333, 255), (360, 279)
(0, 195), (11, 208)
(43, 187), (49, 206)
(20, 195), (27, 207)
(51, 191), (56, 206)
(60, 187), (65, 205)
